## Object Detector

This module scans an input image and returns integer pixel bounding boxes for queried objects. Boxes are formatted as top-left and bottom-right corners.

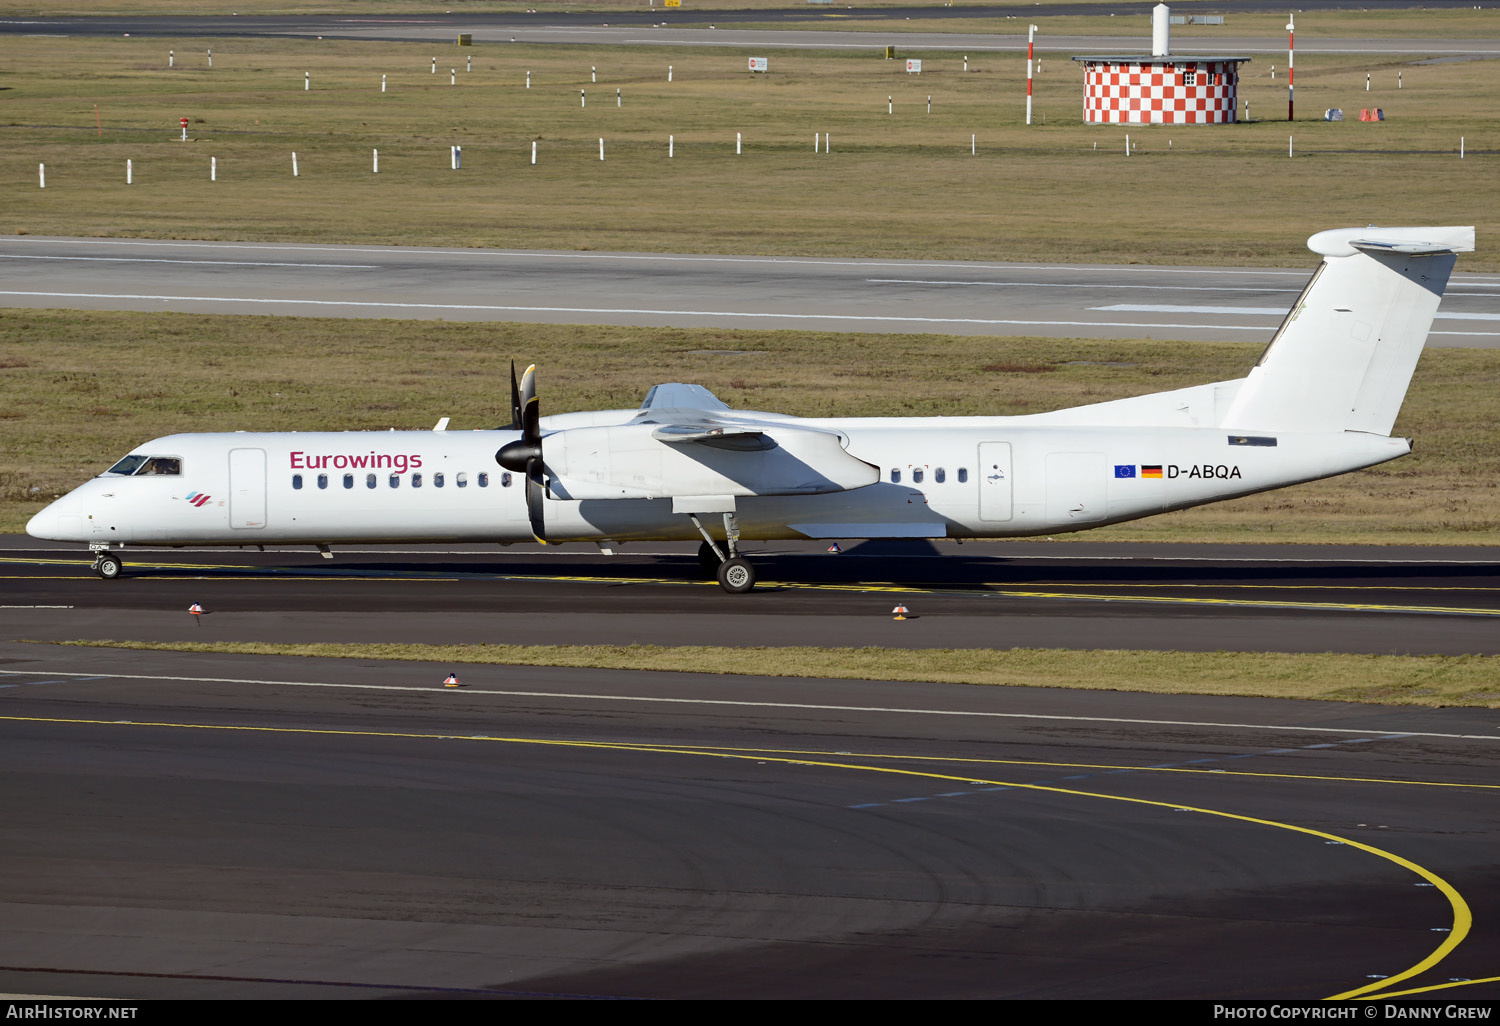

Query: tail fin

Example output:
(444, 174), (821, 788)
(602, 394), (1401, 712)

(1221, 226), (1474, 435)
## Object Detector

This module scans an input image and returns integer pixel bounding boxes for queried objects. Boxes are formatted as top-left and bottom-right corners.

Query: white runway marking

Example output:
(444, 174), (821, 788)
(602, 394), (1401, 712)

(0, 254), (377, 269)
(1096, 304), (1500, 323)
(870, 279), (1302, 294)
(1, 668), (1495, 740)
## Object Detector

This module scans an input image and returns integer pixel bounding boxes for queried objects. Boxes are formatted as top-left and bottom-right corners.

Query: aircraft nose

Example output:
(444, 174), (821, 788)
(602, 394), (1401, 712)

(26, 495), (85, 542)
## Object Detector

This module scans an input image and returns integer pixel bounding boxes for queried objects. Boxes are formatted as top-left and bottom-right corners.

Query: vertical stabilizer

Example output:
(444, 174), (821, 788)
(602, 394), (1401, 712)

(1221, 226), (1473, 435)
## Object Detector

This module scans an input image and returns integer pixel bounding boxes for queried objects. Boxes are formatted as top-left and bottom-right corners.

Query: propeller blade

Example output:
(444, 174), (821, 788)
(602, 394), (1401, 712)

(508, 360), (522, 432)
(520, 364), (539, 444)
(525, 456), (547, 543)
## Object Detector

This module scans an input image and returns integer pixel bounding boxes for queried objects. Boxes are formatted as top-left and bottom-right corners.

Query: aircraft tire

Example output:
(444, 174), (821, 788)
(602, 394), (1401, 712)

(95, 554), (124, 580)
(717, 557), (754, 594)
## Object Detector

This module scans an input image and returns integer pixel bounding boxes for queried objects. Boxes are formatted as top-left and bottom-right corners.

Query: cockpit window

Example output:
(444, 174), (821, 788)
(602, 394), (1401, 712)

(106, 455), (180, 476)
(139, 457), (181, 476)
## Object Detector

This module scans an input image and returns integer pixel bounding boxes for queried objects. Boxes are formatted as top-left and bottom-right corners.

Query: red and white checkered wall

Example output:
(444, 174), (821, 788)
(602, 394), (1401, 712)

(1082, 61), (1240, 124)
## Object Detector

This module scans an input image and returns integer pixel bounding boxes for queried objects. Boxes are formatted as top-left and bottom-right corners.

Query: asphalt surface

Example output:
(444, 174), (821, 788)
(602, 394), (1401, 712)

(4, 536), (1499, 655)
(5, 236), (1497, 346)
(1, 639), (1497, 999)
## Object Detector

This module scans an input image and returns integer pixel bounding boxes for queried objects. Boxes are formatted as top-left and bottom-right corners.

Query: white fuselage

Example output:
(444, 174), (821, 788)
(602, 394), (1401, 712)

(26, 414), (1410, 548)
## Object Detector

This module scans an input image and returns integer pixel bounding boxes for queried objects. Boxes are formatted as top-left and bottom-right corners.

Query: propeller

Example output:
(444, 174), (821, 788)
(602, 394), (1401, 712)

(496, 363), (546, 542)
(508, 360), (523, 432)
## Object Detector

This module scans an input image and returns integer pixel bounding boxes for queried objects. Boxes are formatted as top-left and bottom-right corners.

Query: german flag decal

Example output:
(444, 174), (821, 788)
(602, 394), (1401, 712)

(1141, 465), (1164, 479)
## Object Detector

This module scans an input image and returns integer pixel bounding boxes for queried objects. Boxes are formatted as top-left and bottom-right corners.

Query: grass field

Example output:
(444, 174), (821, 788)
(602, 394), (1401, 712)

(3, 307), (1497, 543)
(61, 640), (1500, 709)
(2, 31), (1496, 265)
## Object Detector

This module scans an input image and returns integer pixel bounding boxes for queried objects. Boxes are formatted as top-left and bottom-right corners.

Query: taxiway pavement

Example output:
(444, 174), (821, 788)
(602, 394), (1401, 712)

(4, 236), (1497, 346)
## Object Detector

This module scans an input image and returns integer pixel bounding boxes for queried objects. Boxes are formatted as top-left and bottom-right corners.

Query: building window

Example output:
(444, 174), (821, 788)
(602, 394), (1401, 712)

(1184, 70), (1197, 85)
(292, 474), (303, 490)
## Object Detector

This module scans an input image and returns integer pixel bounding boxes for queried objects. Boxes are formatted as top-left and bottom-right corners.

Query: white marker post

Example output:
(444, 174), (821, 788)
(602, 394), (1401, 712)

(208, 49), (212, 69)
(127, 159), (132, 184)
(451, 145), (461, 170)
(180, 117), (188, 142)
(888, 96), (892, 114)
(964, 55), (968, 72)
(431, 58), (436, 74)
(1366, 72), (1371, 92)
(669, 135), (674, 158)
(737, 131), (741, 155)
(292, 151), (298, 177)
(1026, 24), (1037, 125)
(971, 134), (975, 155)
(38, 163), (44, 188)
(814, 132), (818, 152)
(592, 66), (596, 83)
(169, 50), (174, 69)
(526, 71), (531, 89)
(1461, 137), (1465, 159)
(373, 149), (379, 173)
(617, 88), (621, 107)
(1288, 15), (1295, 121)
(451, 69), (456, 86)
(382, 73), (387, 93)
(531, 140), (537, 165)
(467, 55), (471, 73)
(1125, 133), (1130, 156)
(927, 95), (931, 114)
(1290, 135), (1294, 157)
(305, 71), (310, 91)
(1399, 70), (1403, 89)
(599, 138), (605, 161)
(668, 65), (673, 82)
(581, 89), (586, 108)
(211, 156), (216, 181)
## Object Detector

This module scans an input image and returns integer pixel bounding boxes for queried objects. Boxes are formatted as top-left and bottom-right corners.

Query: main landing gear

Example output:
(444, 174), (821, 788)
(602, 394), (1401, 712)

(690, 512), (755, 594)
(91, 548), (125, 580)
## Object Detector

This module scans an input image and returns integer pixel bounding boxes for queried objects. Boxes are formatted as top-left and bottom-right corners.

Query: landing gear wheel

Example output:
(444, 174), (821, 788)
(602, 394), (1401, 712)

(697, 540), (721, 579)
(94, 553), (124, 580)
(717, 556), (755, 594)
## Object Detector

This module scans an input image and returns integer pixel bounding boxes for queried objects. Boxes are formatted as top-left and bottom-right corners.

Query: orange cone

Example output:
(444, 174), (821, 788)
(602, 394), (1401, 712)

(892, 604), (910, 620)
(443, 672), (462, 687)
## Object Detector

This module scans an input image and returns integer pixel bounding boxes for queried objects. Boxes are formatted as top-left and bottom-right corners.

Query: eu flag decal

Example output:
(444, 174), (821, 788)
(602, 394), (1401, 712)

(1114, 465), (1136, 478)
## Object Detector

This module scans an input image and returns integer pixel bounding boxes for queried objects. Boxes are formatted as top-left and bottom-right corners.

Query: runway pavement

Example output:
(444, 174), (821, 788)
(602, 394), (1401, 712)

(0, 638), (1497, 999)
(5, 536), (1499, 655)
(5, 236), (1498, 345)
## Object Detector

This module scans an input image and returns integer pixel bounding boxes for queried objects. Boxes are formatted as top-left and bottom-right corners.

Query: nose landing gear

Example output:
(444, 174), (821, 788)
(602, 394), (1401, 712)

(91, 550), (125, 579)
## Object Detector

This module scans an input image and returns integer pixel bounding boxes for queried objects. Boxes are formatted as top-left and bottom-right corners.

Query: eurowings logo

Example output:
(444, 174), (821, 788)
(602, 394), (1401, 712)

(185, 492), (213, 507)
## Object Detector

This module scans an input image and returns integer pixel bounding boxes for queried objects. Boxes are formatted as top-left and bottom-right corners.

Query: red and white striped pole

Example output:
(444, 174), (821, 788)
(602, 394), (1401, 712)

(1026, 24), (1037, 125)
(1287, 14), (1295, 121)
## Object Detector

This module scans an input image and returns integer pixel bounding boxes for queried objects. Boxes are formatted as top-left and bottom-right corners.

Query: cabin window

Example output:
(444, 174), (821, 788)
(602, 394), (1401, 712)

(912, 468), (924, 484)
(1183, 70), (1196, 86)
(412, 473), (422, 488)
(456, 472), (468, 489)
(343, 474), (354, 489)
(138, 457), (181, 476)
(934, 467), (946, 484)
(478, 473), (489, 488)
(292, 474), (303, 490)
(501, 472), (512, 487)
(389, 474), (400, 488)
(318, 474), (328, 490)
(366, 473), (377, 489)
(434, 473), (445, 488)
(106, 455), (149, 476)
(890, 469), (901, 483)
(957, 468), (968, 484)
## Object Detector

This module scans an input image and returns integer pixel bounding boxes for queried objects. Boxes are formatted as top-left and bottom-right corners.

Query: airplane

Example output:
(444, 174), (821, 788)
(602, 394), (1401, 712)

(26, 225), (1474, 593)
